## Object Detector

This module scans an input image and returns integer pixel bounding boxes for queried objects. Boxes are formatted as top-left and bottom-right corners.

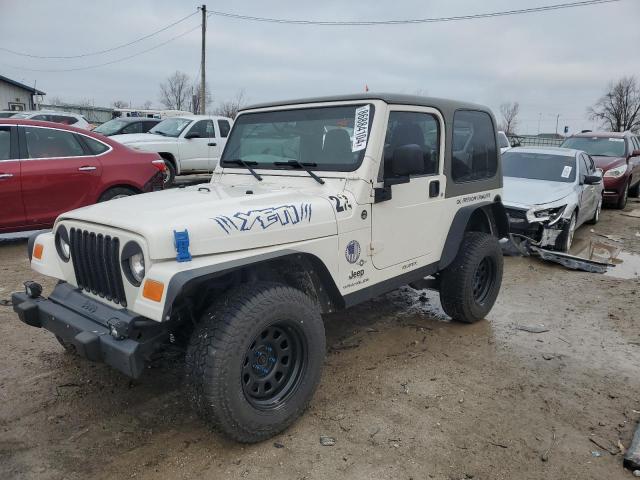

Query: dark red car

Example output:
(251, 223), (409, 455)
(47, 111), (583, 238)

(0, 119), (165, 233)
(561, 131), (640, 209)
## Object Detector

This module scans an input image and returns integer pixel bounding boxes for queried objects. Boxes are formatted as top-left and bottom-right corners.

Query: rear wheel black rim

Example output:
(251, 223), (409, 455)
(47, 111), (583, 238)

(241, 322), (306, 409)
(473, 257), (495, 305)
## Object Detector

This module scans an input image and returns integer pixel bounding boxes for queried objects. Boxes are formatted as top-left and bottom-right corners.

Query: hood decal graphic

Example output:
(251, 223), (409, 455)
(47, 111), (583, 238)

(214, 203), (312, 234)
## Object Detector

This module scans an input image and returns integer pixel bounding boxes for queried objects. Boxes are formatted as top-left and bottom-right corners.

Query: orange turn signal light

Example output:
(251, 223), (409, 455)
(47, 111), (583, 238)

(142, 279), (164, 302)
(33, 243), (44, 260)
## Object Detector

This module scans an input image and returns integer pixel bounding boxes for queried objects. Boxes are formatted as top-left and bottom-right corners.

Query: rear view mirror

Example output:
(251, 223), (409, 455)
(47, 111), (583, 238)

(584, 174), (601, 185)
(391, 145), (424, 177)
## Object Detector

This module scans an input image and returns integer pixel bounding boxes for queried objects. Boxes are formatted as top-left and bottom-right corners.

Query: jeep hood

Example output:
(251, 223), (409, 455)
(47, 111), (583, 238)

(503, 177), (574, 206)
(111, 133), (178, 145)
(58, 184), (337, 260)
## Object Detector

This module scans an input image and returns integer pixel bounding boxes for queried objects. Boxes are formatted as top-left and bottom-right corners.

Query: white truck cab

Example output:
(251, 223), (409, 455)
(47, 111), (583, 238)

(13, 93), (508, 443)
(111, 114), (233, 184)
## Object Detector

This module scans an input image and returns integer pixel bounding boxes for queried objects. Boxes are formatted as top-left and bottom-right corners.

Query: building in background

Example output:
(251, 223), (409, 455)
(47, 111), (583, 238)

(0, 74), (45, 111)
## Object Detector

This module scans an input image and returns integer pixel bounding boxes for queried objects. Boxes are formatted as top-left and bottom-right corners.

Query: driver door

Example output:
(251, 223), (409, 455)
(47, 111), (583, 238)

(371, 107), (446, 269)
(180, 120), (214, 171)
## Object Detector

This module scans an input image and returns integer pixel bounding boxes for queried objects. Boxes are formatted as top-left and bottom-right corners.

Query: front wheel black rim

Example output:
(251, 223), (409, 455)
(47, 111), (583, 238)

(472, 257), (496, 305)
(241, 322), (306, 410)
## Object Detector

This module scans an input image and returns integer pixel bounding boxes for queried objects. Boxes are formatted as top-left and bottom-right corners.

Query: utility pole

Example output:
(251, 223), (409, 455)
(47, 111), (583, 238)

(555, 114), (560, 135)
(199, 4), (207, 115)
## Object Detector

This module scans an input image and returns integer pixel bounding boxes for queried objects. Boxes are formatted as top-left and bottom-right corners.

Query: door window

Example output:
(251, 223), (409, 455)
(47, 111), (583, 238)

(451, 110), (498, 182)
(0, 127), (11, 160)
(383, 111), (440, 178)
(218, 119), (231, 137)
(579, 154), (590, 180)
(188, 120), (215, 138)
(142, 121), (157, 133)
(32, 114), (51, 121)
(24, 127), (86, 159)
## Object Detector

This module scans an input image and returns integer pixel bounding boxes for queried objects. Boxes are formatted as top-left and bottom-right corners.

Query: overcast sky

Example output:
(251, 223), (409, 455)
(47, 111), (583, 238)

(1, 0), (639, 134)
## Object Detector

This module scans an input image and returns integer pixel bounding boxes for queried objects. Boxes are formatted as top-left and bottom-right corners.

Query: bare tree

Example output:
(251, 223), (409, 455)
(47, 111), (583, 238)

(499, 102), (520, 135)
(112, 100), (129, 109)
(48, 96), (65, 106)
(588, 76), (640, 132)
(190, 82), (212, 114)
(140, 100), (153, 110)
(159, 71), (191, 111)
(214, 89), (247, 119)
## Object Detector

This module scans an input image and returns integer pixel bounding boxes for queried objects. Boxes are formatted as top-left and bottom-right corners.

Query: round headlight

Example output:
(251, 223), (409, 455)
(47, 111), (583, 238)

(129, 252), (145, 283)
(121, 242), (145, 286)
(55, 226), (70, 262)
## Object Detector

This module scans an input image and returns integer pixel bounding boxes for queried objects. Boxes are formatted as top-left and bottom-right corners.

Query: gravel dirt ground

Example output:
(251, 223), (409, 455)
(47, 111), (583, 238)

(1, 201), (639, 480)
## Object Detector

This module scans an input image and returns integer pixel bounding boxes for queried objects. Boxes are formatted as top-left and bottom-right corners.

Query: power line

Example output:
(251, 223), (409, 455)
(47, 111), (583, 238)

(207, 0), (621, 25)
(0, 10), (198, 59)
(1, 24), (201, 72)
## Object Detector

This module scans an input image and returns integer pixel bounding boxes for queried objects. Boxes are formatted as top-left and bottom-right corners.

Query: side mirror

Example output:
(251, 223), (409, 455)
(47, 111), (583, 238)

(390, 144), (424, 177)
(584, 174), (601, 185)
(184, 132), (201, 139)
(631, 149), (640, 158)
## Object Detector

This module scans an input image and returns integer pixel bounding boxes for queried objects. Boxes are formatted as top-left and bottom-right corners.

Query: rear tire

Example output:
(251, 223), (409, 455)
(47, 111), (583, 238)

(439, 232), (503, 324)
(98, 187), (137, 202)
(185, 282), (325, 443)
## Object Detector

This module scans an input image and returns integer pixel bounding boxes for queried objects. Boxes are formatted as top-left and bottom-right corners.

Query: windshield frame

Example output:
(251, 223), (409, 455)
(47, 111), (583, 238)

(149, 117), (192, 138)
(560, 136), (628, 157)
(220, 103), (376, 173)
(502, 150), (577, 183)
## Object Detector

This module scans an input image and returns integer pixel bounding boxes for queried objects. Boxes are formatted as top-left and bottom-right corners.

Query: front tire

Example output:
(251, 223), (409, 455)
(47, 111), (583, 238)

(162, 160), (176, 186)
(629, 180), (640, 198)
(439, 232), (503, 324)
(185, 282), (325, 443)
(617, 181), (629, 209)
(558, 211), (577, 252)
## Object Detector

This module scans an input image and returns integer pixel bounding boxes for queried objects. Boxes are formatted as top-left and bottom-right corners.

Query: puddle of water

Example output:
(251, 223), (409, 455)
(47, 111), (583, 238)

(570, 236), (640, 279)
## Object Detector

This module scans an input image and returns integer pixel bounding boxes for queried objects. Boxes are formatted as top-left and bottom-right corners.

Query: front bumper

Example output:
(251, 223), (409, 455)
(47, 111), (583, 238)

(603, 175), (626, 202)
(505, 207), (567, 248)
(12, 282), (167, 378)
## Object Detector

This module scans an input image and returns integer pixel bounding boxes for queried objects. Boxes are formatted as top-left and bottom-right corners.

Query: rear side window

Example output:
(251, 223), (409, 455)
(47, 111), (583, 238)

(122, 122), (143, 134)
(24, 127), (86, 158)
(82, 136), (110, 155)
(31, 114), (51, 121)
(218, 119), (231, 137)
(0, 127), (11, 160)
(451, 110), (498, 183)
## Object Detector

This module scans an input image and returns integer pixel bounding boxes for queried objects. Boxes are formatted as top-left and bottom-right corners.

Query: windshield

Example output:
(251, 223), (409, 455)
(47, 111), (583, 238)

(221, 104), (375, 172)
(502, 151), (576, 183)
(93, 119), (129, 135)
(561, 136), (626, 157)
(0, 112), (17, 118)
(149, 117), (191, 137)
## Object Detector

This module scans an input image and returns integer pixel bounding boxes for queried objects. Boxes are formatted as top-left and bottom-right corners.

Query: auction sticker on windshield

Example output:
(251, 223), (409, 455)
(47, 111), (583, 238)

(561, 166), (572, 178)
(352, 105), (370, 152)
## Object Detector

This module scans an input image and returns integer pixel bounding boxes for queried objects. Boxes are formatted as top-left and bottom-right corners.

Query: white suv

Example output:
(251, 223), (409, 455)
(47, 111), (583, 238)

(10, 110), (92, 130)
(13, 93), (508, 443)
(110, 114), (233, 185)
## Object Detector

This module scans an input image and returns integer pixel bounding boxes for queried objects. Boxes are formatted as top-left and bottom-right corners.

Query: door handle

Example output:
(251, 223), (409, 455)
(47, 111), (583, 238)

(78, 166), (97, 171)
(0, 173), (14, 179)
(429, 180), (440, 198)
(208, 142), (217, 146)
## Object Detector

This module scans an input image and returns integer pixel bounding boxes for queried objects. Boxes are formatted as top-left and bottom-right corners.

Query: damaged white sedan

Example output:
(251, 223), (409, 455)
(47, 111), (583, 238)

(502, 147), (603, 252)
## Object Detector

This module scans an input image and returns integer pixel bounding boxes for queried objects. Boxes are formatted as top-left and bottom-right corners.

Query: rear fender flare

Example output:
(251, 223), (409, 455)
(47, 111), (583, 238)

(439, 200), (508, 270)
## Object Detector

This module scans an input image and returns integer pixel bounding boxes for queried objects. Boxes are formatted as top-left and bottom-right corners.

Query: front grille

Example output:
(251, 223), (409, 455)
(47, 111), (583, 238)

(505, 207), (541, 239)
(69, 228), (127, 307)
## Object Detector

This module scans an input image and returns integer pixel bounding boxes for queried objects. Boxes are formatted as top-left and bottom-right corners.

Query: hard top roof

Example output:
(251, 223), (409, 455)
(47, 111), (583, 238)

(242, 92), (491, 114)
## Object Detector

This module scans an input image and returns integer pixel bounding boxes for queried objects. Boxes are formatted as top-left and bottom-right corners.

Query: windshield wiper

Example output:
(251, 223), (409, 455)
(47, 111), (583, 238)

(273, 160), (325, 185)
(221, 159), (263, 181)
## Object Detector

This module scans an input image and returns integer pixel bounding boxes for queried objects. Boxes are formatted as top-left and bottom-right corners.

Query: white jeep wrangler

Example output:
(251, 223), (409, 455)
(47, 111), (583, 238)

(111, 114), (233, 185)
(13, 94), (508, 443)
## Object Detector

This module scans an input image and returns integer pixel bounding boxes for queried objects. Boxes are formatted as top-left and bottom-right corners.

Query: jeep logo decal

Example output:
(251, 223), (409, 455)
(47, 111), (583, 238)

(213, 203), (312, 234)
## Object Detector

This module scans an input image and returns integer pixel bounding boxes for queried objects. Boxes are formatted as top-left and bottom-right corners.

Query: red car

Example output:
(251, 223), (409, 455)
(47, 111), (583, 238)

(0, 119), (165, 233)
(561, 131), (640, 209)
